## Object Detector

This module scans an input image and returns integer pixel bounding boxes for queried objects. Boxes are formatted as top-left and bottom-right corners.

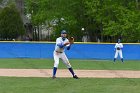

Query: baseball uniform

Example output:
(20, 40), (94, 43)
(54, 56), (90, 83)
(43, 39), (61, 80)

(114, 39), (124, 63)
(52, 30), (79, 79)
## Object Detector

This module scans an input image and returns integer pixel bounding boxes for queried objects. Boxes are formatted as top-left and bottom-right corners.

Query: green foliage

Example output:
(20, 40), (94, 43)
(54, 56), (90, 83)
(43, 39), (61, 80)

(25, 0), (85, 41)
(85, 0), (140, 42)
(25, 0), (140, 42)
(0, 4), (25, 40)
(25, 0), (76, 24)
(0, 0), (2, 3)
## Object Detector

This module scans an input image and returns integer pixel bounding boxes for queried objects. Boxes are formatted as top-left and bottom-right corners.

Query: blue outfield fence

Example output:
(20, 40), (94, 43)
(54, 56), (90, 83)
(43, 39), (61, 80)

(0, 42), (139, 60)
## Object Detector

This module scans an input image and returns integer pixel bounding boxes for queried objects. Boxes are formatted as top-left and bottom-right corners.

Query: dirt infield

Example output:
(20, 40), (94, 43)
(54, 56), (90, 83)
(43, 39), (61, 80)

(0, 69), (140, 78)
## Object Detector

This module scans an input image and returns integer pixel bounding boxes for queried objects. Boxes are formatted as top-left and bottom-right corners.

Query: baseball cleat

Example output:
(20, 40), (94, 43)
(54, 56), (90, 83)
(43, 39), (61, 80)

(73, 75), (79, 79)
(52, 76), (56, 79)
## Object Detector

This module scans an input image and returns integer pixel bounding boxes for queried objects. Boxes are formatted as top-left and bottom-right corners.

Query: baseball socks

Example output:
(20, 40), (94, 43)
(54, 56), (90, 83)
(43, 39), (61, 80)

(113, 58), (116, 62)
(68, 68), (79, 79)
(52, 67), (57, 79)
(121, 58), (124, 63)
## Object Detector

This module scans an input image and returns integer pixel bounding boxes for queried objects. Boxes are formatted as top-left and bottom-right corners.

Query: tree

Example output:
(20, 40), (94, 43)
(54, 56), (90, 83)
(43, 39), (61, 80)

(0, 4), (25, 40)
(84, 0), (140, 42)
(25, 0), (86, 41)
(25, 0), (140, 42)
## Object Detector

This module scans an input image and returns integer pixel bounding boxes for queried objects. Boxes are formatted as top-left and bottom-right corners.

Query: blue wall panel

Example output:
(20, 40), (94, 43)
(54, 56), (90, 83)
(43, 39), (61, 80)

(0, 42), (139, 60)
(0, 42), (54, 58)
(66, 44), (114, 59)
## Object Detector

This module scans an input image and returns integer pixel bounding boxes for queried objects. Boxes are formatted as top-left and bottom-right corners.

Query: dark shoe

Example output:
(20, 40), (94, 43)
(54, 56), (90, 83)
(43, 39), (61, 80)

(52, 76), (56, 79)
(73, 75), (79, 79)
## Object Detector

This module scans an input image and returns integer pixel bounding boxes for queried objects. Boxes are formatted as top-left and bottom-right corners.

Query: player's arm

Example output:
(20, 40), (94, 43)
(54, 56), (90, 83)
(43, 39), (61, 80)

(64, 39), (71, 50)
(56, 38), (70, 48)
(114, 43), (117, 48)
(64, 42), (70, 46)
(121, 44), (123, 49)
(66, 44), (71, 50)
(114, 44), (117, 51)
(57, 42), (70, 48)
(56, 38), (65, 48)
(63, 38), (71, 46)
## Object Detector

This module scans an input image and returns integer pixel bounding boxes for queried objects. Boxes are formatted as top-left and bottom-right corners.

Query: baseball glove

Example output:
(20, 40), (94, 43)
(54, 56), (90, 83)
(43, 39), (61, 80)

(69, 37), (74, 44)
(117, 47), (120, 50)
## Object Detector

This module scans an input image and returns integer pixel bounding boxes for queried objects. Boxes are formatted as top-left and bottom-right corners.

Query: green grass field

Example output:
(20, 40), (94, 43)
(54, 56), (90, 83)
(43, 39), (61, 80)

(0, 77), (140, 93)
(0, 58), (140, 93)
(0, 58), (140, 70)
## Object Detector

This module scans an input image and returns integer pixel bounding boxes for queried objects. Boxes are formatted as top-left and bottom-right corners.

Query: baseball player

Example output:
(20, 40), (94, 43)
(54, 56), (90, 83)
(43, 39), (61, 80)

(52, 30), (79, 79)
(114, 39), (124, 63)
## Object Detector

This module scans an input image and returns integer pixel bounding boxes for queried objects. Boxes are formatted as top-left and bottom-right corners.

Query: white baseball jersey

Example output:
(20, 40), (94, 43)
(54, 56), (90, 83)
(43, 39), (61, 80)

(115, 43), (123, 49)
(54, 37), (70, 53)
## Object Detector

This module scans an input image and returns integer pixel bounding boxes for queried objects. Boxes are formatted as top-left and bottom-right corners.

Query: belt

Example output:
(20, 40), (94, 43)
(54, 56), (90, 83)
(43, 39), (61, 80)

(55, 51), (63, 53)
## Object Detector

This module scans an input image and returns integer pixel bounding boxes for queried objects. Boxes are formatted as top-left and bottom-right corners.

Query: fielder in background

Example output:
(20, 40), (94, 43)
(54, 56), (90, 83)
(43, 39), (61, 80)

(114, 39), (124, 63)
(52, 30), (79, 79)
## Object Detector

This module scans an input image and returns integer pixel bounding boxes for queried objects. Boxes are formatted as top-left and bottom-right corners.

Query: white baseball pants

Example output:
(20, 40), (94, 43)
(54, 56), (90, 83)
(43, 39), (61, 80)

(114, 50), (123, 58)
(53, 51), (71, 68)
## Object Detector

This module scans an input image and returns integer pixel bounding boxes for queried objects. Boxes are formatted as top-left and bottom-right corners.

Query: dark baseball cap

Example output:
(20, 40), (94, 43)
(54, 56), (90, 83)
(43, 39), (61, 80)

(118, 39), (121, 43)
(61, 30), (67, 34)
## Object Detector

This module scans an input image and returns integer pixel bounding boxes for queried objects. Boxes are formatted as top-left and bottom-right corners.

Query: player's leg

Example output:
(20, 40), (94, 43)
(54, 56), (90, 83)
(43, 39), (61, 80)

(53, 51), (60, 78)
(119, 50), (124, 62)
(114, 50), (118, 62)
(60, 53), (79, 79)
